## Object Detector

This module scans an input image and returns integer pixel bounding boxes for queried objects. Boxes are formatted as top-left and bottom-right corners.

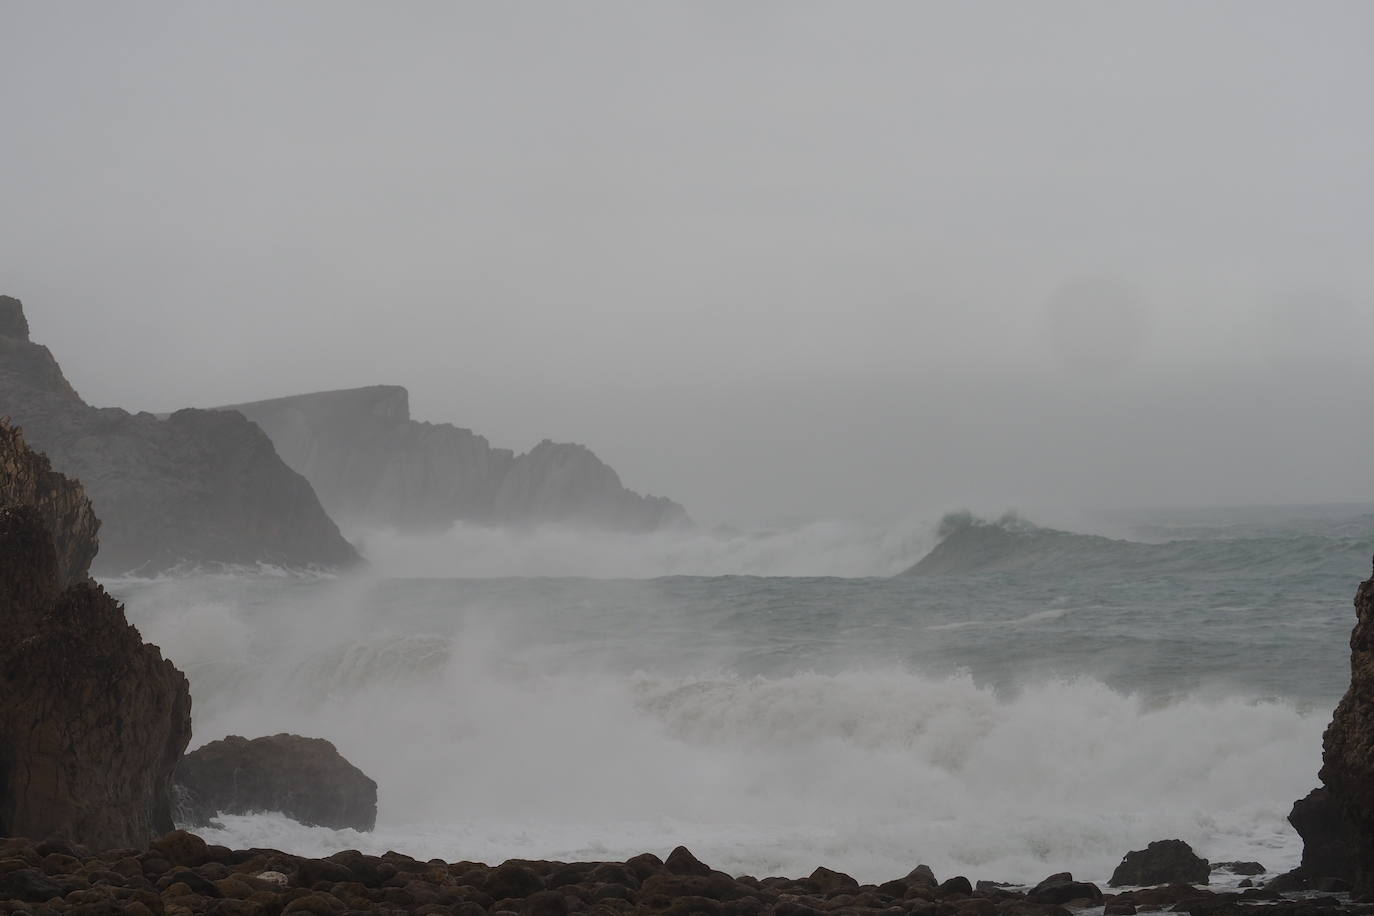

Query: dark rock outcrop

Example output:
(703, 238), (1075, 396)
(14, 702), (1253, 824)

(0, 418), (192, 849)
(173, 733), (377, 831)
(0, 838), (1226, 916)
(1287, 558), (1374, 892)
(0, 419), (99, 588)
(1028, 872), (1103, 904)
(1109, 839), (1210, 887)
(220, 385), (690, 533)
(0, 295), (358, 574)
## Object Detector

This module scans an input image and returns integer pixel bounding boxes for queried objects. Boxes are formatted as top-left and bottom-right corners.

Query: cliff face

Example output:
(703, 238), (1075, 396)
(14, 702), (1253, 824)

(0, 419), (193, 849)
(223, 386), (690, 533)
(1293, 558), (1374, 891)
(0, 295), (358, 574)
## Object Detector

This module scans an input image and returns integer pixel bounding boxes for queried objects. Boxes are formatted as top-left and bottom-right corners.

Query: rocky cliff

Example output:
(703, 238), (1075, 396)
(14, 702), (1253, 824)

(0, 295), (358, 574)
(222, 385), (690, 532)
(1289, 557), (1374, 891)
(0, 419), (193, 849)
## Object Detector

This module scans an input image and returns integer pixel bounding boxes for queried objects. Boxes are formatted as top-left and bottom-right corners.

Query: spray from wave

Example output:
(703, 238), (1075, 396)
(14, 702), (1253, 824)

(115, 569), (1327, 885)
(351, 517), (934, 579)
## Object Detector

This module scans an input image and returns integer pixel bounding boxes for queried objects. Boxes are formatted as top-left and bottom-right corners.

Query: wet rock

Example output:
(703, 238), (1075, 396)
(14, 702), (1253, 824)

(906, 865), (938, 888)
(806, 867), (859, 895)
(1109, 840), (1210, 888)
(296, 859), (356, 888)
(939, 876), (974, 897)
(173, 734), (377, 831)
(1028, 874), (1103, 905)
(485, 863), (544, 900)
(626, 853), (667, 881)
(1210, 862), (1265, 877)
(0, 868), (65, 902)
(0, 422), (192, 850)
(1290, 558), (1374, 894)
(150, 832), (210, 869)
(664, 848), (712, 878)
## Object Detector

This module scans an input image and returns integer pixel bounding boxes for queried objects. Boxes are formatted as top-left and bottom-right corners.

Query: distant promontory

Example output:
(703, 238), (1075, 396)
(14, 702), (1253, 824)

(221, 385), (690, 533)
(0, 295), (358, 574)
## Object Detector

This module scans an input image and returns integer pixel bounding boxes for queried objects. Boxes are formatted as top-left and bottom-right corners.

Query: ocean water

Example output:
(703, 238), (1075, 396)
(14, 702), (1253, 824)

(106, 506), (1374, 888)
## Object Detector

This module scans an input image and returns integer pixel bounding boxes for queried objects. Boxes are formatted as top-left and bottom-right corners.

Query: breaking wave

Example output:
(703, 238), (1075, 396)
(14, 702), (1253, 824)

(116, 571), (1326, 886)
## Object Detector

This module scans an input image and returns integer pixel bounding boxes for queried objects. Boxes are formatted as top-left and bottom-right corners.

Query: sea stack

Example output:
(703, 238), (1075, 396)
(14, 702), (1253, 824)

(0, 294), (359, 574)
(0, 419), (192, 848)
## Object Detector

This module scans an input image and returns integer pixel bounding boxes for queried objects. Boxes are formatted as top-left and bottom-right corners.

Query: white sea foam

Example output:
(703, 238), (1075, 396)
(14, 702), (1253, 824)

(116, 571), (1324, 887)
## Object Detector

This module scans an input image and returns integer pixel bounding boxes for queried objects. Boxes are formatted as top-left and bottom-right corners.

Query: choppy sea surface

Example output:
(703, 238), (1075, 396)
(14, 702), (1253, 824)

(107, 504), (1374, 887)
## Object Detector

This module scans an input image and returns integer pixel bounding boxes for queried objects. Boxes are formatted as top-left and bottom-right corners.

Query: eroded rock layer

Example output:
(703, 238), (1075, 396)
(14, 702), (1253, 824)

(0, 419), (192, 849)
(1302, 559), (1374, 891)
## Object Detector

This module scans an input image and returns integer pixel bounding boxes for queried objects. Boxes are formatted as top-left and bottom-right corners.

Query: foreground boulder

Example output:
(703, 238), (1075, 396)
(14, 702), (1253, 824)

(174, 733), (377, 830)
(0, 419), (192, 848)
(0, 294), (358, 574)
(1287, 558), (1374, 892)
(1109, 839), (1210, 887)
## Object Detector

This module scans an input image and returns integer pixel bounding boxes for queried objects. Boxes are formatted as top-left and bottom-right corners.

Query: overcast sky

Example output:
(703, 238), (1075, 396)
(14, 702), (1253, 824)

(3, 2), (1372, 526)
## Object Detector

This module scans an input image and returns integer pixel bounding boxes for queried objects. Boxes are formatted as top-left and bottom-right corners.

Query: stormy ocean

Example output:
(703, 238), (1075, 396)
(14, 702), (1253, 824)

(105, 505), (1374, 888)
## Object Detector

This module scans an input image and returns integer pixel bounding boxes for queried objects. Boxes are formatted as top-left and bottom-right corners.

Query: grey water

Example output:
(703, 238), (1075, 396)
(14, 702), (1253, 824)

(109, 505), (1374, 886)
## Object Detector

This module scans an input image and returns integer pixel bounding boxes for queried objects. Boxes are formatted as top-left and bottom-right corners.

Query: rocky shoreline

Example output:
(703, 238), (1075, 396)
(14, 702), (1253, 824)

(2, 831), (1368, 916)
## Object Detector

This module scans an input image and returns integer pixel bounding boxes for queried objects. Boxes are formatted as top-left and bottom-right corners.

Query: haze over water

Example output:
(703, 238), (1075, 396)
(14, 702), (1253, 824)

(4, 2), (1374, 527)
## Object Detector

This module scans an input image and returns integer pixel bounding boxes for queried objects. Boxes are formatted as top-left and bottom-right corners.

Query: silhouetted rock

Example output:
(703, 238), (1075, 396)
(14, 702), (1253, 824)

(1282, 556), (1374, 894)
(0, 419), (192, 849)
(1028, 873), (1103, 904)
(173, 733), (377, 830)
(0, 295), (359, 574)
(222, 385), (691, 532)
(1109, 839), (1210, 887)
(664, 846), (712, 877)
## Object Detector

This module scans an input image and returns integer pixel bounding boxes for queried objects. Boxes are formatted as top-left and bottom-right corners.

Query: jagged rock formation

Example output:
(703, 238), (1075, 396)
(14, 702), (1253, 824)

(0, 295), (358, 574)
(1288, 558), (1374, 892)
(0, 419), (192, 849)
(174, 734), (377, 831)
(221, 385), (690, 532)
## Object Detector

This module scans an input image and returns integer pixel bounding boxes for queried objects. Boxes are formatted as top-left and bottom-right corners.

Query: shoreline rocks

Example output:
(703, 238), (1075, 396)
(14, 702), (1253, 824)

(174, 734), (378, 832)
(1109, 840), (1210, 888)
(0, 835), (1359, 916)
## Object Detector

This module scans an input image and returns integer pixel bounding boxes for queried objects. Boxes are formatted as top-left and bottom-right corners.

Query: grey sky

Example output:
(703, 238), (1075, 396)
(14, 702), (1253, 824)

(3, 1), (1372, 525)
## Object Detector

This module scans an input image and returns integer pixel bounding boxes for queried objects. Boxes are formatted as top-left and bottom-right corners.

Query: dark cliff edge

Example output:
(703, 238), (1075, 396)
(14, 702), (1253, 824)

(0, 295), (359, 574)
(220, 385), (691, 533)
(1286, 557), (1374, 893)
(0, 419), (192, 849)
